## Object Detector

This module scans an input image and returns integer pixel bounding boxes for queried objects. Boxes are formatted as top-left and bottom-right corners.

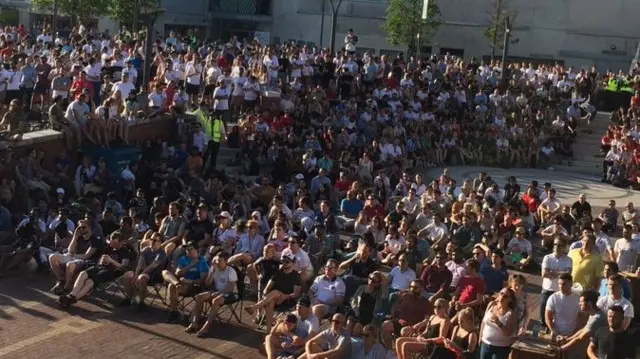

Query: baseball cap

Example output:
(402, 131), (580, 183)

(184, 241), (197, 250)
(297, 297), (311, 307)
(56, 188), (65, 195)
(282, 253), (296, 263)
(295, 173), (304, 180)
(218, 211), (231, 219)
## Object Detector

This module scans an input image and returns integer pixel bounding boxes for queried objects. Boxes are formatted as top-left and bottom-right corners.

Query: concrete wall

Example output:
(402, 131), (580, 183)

(269, 0), (638, 71)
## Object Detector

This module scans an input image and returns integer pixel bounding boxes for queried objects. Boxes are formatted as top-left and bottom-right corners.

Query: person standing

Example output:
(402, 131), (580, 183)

(545, 273), (580, 340)
(540, 238), (573, 328)
(206, 80), (228, 173)
(568, 233), (604, 292)
(587, 306), (637, 359)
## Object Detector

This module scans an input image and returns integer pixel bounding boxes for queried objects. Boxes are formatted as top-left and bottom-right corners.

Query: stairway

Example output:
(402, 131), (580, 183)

(553, 112), (610, 175)
(212, 123), (259, 185)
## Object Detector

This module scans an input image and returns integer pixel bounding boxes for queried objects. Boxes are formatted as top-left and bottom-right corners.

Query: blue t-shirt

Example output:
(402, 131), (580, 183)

(598, 277), (632, 300)
(480, 265), (509, 295)
(176, 255), (209, 280)
(340, 199), (364, 217)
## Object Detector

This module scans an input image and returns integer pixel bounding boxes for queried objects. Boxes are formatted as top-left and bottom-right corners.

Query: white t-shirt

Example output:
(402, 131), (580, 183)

(231, 76), (247, 96)
(545, 291), (580, 335)
(389, 266), (416, 291)
(541, 253), (573, 291)
(213, 265), (238, 293)
(596, 295), (634, 320)
(7, 70), (21, 91)
(310, 275), (346, 304)
(65, 100), (88, 123)
(507, 238), (533, 255)
(613, 238), (640, 270)
(213, 87), (229, 110)
(148, 92), (166, 107)
(263, 55), (279, 78)
(281, 248), (314, 277)
(185, 63), (203, 85)
(113, 81), (135, 100)
(297, 313), (320, 336)
(243, 81), (259, 101)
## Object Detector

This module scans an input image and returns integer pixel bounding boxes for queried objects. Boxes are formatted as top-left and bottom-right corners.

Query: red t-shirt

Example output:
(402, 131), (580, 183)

(71, 79), (93, 99)
(521, 193), (538, 213)
(457, 275), (485, 304)
(334, 180), (352, 192)
(164, 87), (175, 110)
(363, 204), (385, 220)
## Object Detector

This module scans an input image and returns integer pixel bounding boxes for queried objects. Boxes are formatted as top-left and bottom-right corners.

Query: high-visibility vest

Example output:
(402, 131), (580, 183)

(607, 79), (618, 92)
(212, 119), (223, 142)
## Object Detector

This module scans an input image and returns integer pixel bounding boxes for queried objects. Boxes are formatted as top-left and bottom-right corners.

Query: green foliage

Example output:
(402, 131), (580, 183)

(382, 0), (441, 48)
(484, 0), (517, 56)
(108, 0), (162, 27)
(30, 0), (108, 20)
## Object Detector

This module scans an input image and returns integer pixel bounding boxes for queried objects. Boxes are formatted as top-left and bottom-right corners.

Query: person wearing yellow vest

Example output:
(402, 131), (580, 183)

(205, 79), (230, 173)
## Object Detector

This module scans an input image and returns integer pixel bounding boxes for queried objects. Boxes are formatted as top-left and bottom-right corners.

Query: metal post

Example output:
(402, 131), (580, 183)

(319, 0), (326, 49)
(490, 0), (502, 62)
(143, 20), (154, 86)
(52, 0), (58, 44)
(133, 0), (139, 32)
(329, 7), (337, 53)
(417, 26), (422, 60)
(500, 16), (510, 89)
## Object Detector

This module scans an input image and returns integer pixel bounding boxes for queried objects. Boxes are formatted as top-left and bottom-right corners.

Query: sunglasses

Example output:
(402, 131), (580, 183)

(472, 252), (482, 256)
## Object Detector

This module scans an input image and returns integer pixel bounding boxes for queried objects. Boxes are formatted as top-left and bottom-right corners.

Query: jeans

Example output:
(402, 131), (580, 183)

(480, 342), (511, 359)
(539, 290), (555, 329)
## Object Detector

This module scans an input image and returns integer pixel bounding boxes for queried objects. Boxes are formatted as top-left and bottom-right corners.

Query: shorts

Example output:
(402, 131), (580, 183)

(203, 84), (215, 96)
(54, 253), (87, 268)
(34, 85), (48, 95)
(220, 292), (239, 304)
(186, 83), (200, 96)
(85, 265), (118, 284)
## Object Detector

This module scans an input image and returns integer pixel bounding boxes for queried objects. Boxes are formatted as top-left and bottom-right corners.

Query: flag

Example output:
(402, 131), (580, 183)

(421, 0), (430, 20)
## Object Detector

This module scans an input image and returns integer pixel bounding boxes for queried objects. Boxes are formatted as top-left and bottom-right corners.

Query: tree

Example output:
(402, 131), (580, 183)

(382, 0), (441, 54)
(484, 0), (517, 61)
(109, 0), (162, 31)
(30, 0), (108, 24)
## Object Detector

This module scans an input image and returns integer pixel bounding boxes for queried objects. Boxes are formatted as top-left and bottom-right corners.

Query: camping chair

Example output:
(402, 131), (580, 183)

(216, 266), (246, 324)
(147, 256), (172, 307)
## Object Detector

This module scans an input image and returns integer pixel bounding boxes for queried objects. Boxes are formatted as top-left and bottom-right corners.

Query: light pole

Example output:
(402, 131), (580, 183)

(52, 0), (58, 44)
(500, 16), (511, 89)
(319, 0), (326, 49)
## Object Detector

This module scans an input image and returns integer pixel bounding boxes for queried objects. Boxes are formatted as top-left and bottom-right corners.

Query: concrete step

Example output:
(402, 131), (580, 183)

(552, 159), (602, 175)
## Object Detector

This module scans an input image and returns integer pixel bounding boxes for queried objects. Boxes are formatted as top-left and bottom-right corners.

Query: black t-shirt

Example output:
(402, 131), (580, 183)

(75, 235), (105, 263)
(358, 290), (376, 325)
(255, 257), (280, 285)
(187, 218), (214, 242)
(104, 246), (134, 268)
(271, 269), (302, 294)
(592, 327), (638, 359)
(351, 257), (379, 279)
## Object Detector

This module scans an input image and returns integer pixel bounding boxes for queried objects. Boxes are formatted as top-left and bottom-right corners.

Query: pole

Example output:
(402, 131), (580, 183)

(500, 16), (510, 89)
(490, 0), (502, 62)
(319, 0), (326, 49)
(143, 20), (154, 86)
(52, 0), (58, 44)
(328, 0), (343, 53)
(133, 0), (139, 32)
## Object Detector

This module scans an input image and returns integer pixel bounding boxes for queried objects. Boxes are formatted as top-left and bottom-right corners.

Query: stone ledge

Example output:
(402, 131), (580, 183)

(14, 114), (172, 148)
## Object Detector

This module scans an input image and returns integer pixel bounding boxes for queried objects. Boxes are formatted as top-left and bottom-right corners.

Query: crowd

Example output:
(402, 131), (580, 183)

(0, 22), (638, 359)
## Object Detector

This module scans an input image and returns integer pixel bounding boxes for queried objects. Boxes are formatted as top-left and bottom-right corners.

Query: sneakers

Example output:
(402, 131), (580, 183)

(137, 302), (149, 312)
(116, 298), (132, 307)
(167, 310), (180, 323)
(51, 281), (65, 295)
(58, 294), (77, 309)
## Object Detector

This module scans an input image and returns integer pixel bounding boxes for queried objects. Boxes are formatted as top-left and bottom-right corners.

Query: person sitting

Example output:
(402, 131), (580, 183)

(264, 313), (301, 359)
(346, 271), (388, 337)
(0, 99), (25, 140)
(228, 219), (264, 271)
(161, 241), (209, 322)
(264, 298), (320, 359)
(450, 259), (485, 320)
(248, 243), (280, 301)
(538, 215), (570, 249)
(281, 234), (314, 282)
(350, 325), (387, 359)
(381, 279), (431, 348)
(339, 234), (380, 300)
(120, 231), (166, 310)
(432, 307), (478, 359)
(300, 313), (352, 359)
(244, 253), (302, 332)
(505, 227), (534, 271)
(49, 219), (104, 295)
(420, 251), (453, 302)
(382, 254), (416, 306)
(309, 258), (347, 320)
(395, 298), (451, 359)
(58, 232), (133, 308)
(185, 251), (238, 337)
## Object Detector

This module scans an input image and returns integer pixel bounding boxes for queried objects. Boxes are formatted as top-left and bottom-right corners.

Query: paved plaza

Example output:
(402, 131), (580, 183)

(0, 166), (634, 359)
(426, 166), (640, 208)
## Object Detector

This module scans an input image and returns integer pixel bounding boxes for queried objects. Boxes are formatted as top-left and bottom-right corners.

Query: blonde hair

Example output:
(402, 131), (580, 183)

(434, 298), (449, 310)
(458, 307), (475, 327)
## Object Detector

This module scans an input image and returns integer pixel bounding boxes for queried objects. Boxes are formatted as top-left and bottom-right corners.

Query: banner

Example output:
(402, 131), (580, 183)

(422, 0), (430, 20)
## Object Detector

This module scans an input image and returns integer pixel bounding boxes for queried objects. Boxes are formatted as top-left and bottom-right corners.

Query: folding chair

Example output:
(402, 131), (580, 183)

(216, 266), (246, 324)
(177, 285), (205, 321)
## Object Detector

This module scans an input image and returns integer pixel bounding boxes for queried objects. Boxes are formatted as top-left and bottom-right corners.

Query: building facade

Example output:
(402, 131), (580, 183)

(4, 0), (637, 71)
